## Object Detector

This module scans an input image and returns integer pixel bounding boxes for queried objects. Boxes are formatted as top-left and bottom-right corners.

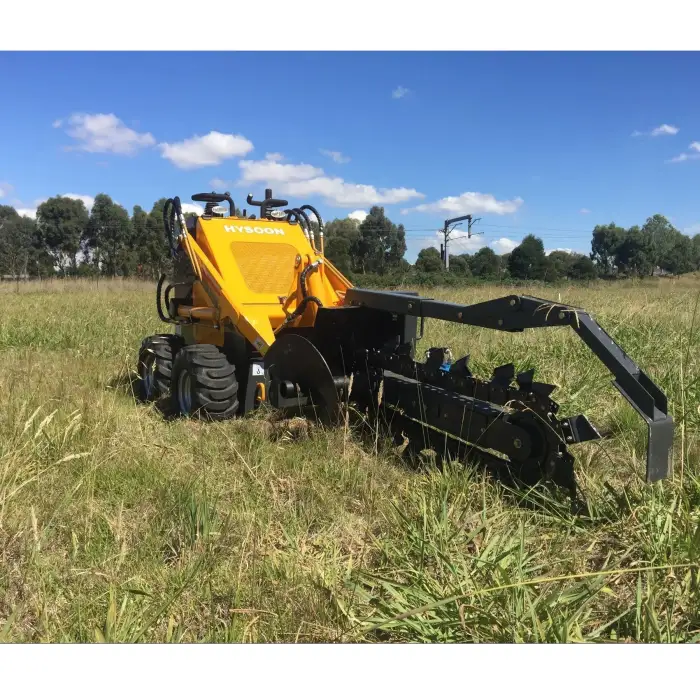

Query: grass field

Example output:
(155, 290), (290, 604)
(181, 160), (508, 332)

(1, 277), (699, 642)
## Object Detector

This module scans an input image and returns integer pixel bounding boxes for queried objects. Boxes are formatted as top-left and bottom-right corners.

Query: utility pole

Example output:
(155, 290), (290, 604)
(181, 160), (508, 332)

(441, 215), (482, 270)
(467, 216), (482, 239)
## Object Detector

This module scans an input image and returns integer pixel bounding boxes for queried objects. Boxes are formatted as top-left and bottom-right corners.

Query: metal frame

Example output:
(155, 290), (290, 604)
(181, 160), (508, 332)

(345, 288), (673, 483)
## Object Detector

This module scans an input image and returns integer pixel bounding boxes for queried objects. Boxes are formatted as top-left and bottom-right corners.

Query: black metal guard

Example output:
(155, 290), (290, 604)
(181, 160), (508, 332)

(345, 289), (674, 482)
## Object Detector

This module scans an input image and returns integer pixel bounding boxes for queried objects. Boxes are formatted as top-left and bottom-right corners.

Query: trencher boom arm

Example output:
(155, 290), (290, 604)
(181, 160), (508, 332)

(344, 289), (674, 484)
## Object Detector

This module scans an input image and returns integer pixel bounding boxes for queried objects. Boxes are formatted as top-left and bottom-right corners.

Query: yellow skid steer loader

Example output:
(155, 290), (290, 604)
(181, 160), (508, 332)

(137, 189), (674, 497)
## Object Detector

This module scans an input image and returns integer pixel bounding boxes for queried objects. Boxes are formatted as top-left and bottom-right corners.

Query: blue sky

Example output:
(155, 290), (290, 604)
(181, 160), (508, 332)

(1, 51), (699, 262)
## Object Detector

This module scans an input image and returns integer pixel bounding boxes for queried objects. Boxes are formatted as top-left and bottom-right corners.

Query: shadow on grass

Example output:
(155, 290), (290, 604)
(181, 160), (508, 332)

(106, 369), (180, 419)
(348, 412), (597, 519)
(107, 369), (139, 397)
(105, 373), (600, 520)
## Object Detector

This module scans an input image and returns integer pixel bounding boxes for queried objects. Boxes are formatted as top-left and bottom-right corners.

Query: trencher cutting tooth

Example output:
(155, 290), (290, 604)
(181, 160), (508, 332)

(451, 355), (471, 377)
(516, 368), (535, 392)
(530, 382), (557, 399)
(491, 363), (515, 387)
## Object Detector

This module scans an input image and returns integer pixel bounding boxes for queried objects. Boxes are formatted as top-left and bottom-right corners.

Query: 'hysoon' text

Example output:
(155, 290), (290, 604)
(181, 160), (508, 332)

(224, 225), (285, 236)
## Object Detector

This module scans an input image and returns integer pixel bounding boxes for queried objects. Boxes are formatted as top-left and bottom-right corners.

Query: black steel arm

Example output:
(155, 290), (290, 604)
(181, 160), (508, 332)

(345, 289), (674, 482)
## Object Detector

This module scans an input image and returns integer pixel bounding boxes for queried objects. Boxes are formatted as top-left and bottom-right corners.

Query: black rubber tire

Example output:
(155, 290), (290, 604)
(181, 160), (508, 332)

(137, 334), (183, 402)
(171, 344), (239, 420)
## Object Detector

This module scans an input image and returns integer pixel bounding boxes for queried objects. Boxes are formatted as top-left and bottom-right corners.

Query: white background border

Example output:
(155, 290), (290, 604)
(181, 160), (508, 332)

(2, 643), (698, 696)
(2, 1), (700, 50)
(1, 2), (698, 694)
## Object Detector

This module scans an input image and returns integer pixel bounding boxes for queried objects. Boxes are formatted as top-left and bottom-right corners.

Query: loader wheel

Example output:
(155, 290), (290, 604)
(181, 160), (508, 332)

(171, 344), (239, 420)
(137, 334), (183, 402)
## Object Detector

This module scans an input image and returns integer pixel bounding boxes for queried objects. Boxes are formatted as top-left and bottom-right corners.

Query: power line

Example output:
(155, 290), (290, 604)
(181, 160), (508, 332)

(403, 231), (589, 240)
(479, 222), (594, 233)
(342, 226), (594, 237)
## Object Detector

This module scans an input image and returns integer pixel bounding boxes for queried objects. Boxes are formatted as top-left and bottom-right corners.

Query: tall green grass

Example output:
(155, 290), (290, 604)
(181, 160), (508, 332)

(0, 277), (698, 642)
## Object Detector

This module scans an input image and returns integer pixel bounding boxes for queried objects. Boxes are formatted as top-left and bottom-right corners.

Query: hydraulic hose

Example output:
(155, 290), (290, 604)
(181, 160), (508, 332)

(284, 209), (302, 230)
(290, 208), (309, 237)
(162, 196), (184, 258)
(285, 208), (315, 246)
(156, 273), (175, 324)
(298, 208), (318, 250)
(159, 196), (188, 325)
(295, 208), (314, 245)
(299, 260), (321, 300)
(299, 204), (323, 230)
(163, 198), (174, 252)
(299, 204), (324, 252)
(296, 261), (324, 316)
(288, 294), (323, 323)
(276, 262), (323, 333)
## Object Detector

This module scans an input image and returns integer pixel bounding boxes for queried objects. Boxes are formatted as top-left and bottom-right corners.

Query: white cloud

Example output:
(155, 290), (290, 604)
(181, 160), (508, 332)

(237, 157), (423, 208)
(52, 119), (63, 128)
(0, 187), (5, 199)
(492, 237), (519, 254)
(285, 179), (421, 207)
(579, 208), (591, 214)
(669, 141), (700, 162)
(209, 178), (230, 190)
(265, 152), (284, 162)
(683, 223), (700, 236)
(633, 123), (679, 137)
(668, 152), (700, 164)
(320, 149), (350, 164)
(546, 247), (575, 256)
(447, 236), (487, 254)
(181, 203), (204, 216)
(430, 231), (518, 256)
(651, 124), (679, 136)
(62, 193), (95, 212)
(348, 210), (368, 222)
(402, 191), (524, 216)
(239, 159), (324, 184)
(16, 198), (44, 218)
(429, 231), (481, 254)
(159, 131), (254, 169)
(18, 193), (95, 219)
(392, 86), (410, 99)
(59, 113), (156, 155)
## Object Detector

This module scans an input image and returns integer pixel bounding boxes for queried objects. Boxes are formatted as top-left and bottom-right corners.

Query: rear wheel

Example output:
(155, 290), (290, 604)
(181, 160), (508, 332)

(137, 334), (182, 401)
(171, 344), (239, 420)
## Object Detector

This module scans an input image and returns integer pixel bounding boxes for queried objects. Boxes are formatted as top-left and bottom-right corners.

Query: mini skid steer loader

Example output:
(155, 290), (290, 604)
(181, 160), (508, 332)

(137, 189), (674, 496)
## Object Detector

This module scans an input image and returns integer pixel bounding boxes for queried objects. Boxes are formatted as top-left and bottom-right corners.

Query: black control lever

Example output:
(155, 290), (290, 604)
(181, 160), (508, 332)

(247, 189), (288, 212)
(191, 191), (236, 217)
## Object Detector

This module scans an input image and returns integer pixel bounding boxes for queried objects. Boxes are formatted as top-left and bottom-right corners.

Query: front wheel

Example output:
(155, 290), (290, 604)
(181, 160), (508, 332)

(171, 344), (240, 420)
(137, 334), (182, 402)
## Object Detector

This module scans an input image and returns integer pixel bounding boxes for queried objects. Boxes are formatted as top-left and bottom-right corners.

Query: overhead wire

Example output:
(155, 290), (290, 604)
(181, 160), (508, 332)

(335, 226), (592, 239)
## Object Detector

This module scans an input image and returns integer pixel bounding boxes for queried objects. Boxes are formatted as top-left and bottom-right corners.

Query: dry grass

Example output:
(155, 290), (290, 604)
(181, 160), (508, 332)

(0, 276), (699, 642)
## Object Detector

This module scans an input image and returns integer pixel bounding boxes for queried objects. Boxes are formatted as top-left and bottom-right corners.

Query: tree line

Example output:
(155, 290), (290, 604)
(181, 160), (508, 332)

(1, 193), (698, 285)
(0, 194), (174, 280)
(325, 207), (700, 285)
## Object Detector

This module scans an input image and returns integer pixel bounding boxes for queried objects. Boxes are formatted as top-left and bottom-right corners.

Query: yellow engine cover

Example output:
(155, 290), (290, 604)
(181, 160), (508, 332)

(177, 214), (352, 355)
